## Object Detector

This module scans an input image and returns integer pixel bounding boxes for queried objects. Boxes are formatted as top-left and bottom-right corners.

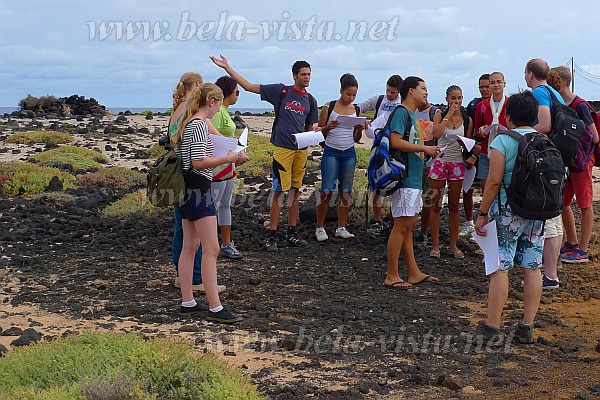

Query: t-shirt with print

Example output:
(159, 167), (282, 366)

(176, 118), (214, 189)
(389, 106), (423, 189)
(359, 95), (402, 123)
(260, 83), (318, 150)
(489, 128), (535, 204)
(211, 104), (236, 137)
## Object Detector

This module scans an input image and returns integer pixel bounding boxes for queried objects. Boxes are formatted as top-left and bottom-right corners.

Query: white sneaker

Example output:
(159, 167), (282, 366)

(459, 221), (475, 238)
(315, 227), (329, 242)
(335, 227), (355, 239)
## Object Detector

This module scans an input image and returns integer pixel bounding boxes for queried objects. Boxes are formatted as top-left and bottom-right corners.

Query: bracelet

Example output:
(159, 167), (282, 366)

(470, 154), (478, 160)
(479, 210), (488, 217)
(442, 118), (449, 121)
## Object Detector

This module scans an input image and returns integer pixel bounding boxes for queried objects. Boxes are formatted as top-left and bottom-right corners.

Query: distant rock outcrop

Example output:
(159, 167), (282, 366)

(14, 94), (107, 119)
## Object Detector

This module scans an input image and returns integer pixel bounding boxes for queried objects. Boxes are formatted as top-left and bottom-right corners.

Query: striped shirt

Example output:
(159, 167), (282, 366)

(176, 118), (213, 183)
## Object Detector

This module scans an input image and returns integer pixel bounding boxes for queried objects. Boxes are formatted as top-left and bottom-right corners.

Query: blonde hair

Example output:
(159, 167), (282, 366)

(172, 72), (203, 110)
(547, 66), (571, 92)
(172, 83), (223, 147)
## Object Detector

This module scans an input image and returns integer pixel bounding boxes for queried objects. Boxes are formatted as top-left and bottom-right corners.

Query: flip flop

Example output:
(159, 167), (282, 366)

(451, 249), (465, 259)
(409, 275), (439, 285)
(384, 281), (412, 290)
(430, 249), (441, 258)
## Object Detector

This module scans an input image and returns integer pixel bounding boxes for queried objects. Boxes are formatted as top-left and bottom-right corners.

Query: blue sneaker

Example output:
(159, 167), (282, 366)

(560, 241), (578, 255)
(560, 248), (589, 264)
(542, 273), (560, 290)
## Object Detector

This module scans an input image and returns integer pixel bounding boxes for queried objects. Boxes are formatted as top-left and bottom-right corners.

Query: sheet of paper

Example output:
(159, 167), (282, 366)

(236, 127), (248, 152)
(334, 115), (367, 129)
(365, 114), (386, 139)
(210, 134), (239, 158)
(483, 124), (507, 134)
(293, 130), (325, 149)
(426, 145), (447, 167)
(471, 220), (500, 275)
(446, 134), (476, 152)
(463, 166), (477, 192)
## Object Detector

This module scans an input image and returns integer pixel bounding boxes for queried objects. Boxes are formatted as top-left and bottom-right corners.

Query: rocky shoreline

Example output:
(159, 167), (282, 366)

(1, 111), (600, 399)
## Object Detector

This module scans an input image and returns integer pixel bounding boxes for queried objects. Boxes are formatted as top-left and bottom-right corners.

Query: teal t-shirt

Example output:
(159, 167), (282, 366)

(389, 106), (423, 189)
(489, 128), (536, 204)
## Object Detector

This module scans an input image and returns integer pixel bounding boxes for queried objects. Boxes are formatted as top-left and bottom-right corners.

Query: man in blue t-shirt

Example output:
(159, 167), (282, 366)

(211, 55), (319, 252)
(524, 58), (565, 290)
(384, 76), (440, 289)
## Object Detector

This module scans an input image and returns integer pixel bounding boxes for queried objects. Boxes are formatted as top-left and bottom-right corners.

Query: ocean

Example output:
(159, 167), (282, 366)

(0, 107), (273, 115)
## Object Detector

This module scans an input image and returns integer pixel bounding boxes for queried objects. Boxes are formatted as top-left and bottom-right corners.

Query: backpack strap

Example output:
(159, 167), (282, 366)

(354, 103), (361, 117)
(306, 92), (317, 131)
(385, 104), (412, 141)
(326, 100), (337, 123)
(543, 85), (560, 113)
(428, 105), (437, 121)
(271, 85), (289, 134)
(373, 94), (385, 119)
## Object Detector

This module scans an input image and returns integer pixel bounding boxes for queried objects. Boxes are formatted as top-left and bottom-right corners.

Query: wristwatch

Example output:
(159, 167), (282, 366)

(479, 210), (488, 217)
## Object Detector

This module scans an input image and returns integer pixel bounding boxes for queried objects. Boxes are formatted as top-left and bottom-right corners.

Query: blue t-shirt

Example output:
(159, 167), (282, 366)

(532, 85), (564, 109)
(260, 83), (319, 150)
(389, 106), (423, 189)
(489, 128), (535, 204)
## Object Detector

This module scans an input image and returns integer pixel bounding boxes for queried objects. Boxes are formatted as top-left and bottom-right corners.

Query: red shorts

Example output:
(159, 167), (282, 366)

(563, 160), (593, 209)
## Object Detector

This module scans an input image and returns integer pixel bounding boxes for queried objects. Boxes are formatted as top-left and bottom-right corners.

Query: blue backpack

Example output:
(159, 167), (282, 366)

(367, 105), (412, 196)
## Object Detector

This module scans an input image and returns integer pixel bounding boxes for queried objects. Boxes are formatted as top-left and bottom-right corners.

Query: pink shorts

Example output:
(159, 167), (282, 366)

(428, 160), (465, 181)
(563, 160), (593, 209)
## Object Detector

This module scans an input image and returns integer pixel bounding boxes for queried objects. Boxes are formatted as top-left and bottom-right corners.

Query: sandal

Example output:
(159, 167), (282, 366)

(474, 247), (484, 256)
(451, 249), (465, 259)
(430, 249), (441, 258)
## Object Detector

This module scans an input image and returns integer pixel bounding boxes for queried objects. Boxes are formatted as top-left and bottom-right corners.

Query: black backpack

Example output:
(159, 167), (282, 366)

(544, 86), (585, 168)
(498, 130), (565, 221)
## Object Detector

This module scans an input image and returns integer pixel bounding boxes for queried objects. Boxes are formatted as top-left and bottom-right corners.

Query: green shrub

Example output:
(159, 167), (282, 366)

(100, 189), (156, 218)
(76, 167), (146, 190)
(0, 162), (75, 197)
(146, 143), (167, 159)
(355, 147), (370, 169)
(6, 131), (74, 145)
(237, 134), (273, 177)
(30, 192), (77, 208)
(29, 146), (108, 171)
(141, 110), (154, 116)
(0, 332), (266, 400)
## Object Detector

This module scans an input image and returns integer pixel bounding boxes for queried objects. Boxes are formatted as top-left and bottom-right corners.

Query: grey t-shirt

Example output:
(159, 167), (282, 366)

(260, 83), (318, 149)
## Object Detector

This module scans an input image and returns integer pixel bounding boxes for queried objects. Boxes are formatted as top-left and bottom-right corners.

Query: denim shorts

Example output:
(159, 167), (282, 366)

(477, 154), (490, 180)
(180, 190), (216, 222)
(320, 145), (356, 192)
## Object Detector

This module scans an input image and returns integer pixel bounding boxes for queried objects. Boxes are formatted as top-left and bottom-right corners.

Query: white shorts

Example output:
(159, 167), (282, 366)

(390, 188), (422, 218)
(544, 215), (563, 239)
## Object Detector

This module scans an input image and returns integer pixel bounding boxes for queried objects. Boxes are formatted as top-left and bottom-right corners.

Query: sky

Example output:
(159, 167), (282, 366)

(2, 1), (600, 110)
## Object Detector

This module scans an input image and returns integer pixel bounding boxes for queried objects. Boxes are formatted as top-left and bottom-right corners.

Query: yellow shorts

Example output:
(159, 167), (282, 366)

(272, 146), (308, 192)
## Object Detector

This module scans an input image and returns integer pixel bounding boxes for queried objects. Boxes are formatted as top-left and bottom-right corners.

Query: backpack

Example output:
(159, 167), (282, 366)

(367, 105), (412, 196)
(498, 130), (565, 221)
(147, 149), (186, 207)
(272, 85), (317, 134)
(373, 94), (385, 119)
(544, 86), (585, 168)
(571, 97), (600, 169)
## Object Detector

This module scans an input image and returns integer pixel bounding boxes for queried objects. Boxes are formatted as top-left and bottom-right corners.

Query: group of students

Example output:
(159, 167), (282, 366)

(167, 57), (597, 338)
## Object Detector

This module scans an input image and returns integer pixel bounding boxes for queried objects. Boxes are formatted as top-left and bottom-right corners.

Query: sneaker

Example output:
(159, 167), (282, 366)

(542, 273), (560, 290)
(174, 277), (226, 294)
(286, 232), (308, 247)
(207, 308), (243, 323)
(219, 241), (242, 259)
(511, 321), (534, 344)
(560, 241), (579, 255)
(560, 248), (589, 264)
(315, 227), (329, 242)
(367, 221), (384, 237)
(335, 227), (355, 239)
(473, 322), (504, 345)
(180, 302), (208, 314)
(265, 237), (278, 252)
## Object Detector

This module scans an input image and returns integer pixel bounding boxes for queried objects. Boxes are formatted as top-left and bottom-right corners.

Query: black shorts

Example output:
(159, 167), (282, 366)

(180, 190), (216, 222)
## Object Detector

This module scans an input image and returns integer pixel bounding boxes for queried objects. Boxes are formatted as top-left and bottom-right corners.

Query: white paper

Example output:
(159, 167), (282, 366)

(471, 221), (500, 275)
(447, 134), (476, 152)
(483, 124), (507, 134)
(236, 127), (248, 152)
(365, 114), (387, 139)
(210, 134), (239, 157)
(335, 115), (367, 129)
(293, 130), (325, 149)
(426, 145), (447, 167)
(462, 166), (477, 192)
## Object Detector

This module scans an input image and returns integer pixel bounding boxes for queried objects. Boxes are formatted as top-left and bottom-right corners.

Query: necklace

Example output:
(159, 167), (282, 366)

(449, 115), (462, 130)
